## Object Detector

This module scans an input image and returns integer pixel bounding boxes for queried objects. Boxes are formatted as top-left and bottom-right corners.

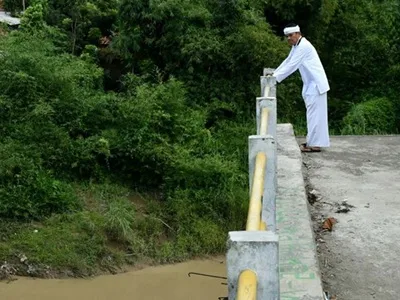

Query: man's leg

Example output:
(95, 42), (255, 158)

(304, 92), (330, 148)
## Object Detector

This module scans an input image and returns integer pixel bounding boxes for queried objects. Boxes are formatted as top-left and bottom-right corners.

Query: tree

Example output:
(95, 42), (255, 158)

(45, 0), (118, 54)
(114, 0), (287, 114)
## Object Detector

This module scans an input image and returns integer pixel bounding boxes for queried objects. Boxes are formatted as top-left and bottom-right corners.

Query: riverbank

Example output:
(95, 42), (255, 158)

(0, 182), (229, 281)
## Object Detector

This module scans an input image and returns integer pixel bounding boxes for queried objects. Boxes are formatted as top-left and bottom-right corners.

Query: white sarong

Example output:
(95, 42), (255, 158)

(303, 85), (330, 147)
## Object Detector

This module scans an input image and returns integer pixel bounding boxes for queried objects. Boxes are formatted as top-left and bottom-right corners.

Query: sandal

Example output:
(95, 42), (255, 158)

(300, 144), (321, 152)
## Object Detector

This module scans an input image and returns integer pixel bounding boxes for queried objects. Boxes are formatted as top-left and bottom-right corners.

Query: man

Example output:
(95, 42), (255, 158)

(273, 23), (330, 152)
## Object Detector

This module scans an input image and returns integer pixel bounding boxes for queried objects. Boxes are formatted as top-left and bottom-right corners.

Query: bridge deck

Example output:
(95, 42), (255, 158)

(301, 134), (400, 300)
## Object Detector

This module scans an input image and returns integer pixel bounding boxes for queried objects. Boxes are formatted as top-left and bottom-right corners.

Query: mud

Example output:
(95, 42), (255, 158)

(0, 258), (227, 300)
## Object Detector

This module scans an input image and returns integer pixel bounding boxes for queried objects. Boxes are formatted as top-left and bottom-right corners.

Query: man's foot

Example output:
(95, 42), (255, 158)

(299, 144), (321, 152)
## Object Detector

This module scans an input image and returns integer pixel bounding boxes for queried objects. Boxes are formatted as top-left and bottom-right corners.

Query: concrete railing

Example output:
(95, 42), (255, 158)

(227, 68), (279, 300)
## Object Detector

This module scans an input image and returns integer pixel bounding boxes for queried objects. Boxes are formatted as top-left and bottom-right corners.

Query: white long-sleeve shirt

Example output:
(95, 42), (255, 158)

(273, 37), (330, 95)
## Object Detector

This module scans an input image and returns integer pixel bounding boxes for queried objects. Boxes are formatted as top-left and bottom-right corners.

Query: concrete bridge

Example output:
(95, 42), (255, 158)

(226, 70), (400, 300)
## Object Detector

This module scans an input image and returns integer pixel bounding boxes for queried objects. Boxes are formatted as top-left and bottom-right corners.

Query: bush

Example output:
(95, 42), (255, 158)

(0, 141), (80, 220)
(341, 97), (396, 135)
(105, 78), (208, 186)
(0, 33), (109, 180)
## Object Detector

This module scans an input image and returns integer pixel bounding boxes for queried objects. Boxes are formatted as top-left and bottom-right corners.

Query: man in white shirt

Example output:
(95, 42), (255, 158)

(273, 23), (330, 152)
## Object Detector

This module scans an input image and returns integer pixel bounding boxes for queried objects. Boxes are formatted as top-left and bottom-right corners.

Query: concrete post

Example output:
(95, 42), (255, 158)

(256, 97), (277, 138)
(260, 69), (276, 97)
(266, 76), (277, 98)
(248, 135), (277, 232)
(260, 76), (268, 98)
(227, 231), (280, 300)
(258, 73), (277, 137)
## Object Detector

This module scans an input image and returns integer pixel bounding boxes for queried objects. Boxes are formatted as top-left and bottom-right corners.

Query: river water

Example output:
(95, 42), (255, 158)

(0, 258), (227, 300)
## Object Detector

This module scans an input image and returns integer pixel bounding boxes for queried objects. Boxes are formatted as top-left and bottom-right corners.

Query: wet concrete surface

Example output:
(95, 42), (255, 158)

(300, 135), (400, 300)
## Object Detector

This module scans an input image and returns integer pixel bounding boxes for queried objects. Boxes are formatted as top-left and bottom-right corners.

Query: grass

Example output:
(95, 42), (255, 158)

(0, 180), (238, 278)
(0, 183), (152, 277)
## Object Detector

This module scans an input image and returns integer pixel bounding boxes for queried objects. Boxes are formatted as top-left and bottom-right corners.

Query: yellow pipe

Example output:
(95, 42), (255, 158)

(259, 221), (267, 231)
(237, 270), (257, 300)
(260, 107), (269, 135)
(246, 152), (266, 231)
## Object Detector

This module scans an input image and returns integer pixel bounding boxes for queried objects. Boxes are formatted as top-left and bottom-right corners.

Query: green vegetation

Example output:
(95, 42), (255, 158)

(0, 0), (399, 278)
(342, 98), (396, 135)
(0, 26), (250, 277)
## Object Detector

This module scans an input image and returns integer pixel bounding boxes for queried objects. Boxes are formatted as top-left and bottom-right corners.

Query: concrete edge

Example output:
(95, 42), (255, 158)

(276, 123), (324, 300)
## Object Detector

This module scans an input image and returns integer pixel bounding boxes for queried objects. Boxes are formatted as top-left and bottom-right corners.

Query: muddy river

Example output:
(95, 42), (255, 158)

(0, 258), (227, 300)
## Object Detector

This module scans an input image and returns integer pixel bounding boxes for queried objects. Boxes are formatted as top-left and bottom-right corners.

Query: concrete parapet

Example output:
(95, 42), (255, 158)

(277, 124), (324, 300)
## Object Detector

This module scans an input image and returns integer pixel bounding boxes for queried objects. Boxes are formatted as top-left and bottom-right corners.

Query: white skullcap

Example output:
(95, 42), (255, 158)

(283, 25), (300, 35)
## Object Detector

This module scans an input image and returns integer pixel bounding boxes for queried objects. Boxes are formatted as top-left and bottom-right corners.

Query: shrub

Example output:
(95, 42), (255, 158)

(0, 141), (80, 220)
(341, 97), (396, 135)
(105, 78), (208, 186)
(0, 33), (109, 180)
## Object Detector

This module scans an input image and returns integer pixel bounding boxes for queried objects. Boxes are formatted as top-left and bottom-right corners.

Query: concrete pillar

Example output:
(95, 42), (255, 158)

(260, 76), (268, 98)
(266, 76), (277, 98)
(227, 231), (280, 300)
(256, 97), (277, 138)
(248, 135), (277, 232)
(260, 69), (276, 97)
(258, 73), (277, 138)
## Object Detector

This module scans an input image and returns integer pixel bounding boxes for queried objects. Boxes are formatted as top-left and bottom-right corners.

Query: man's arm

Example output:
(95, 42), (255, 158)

(273, 46), (307, 83)
(273, 49), (292, 77)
